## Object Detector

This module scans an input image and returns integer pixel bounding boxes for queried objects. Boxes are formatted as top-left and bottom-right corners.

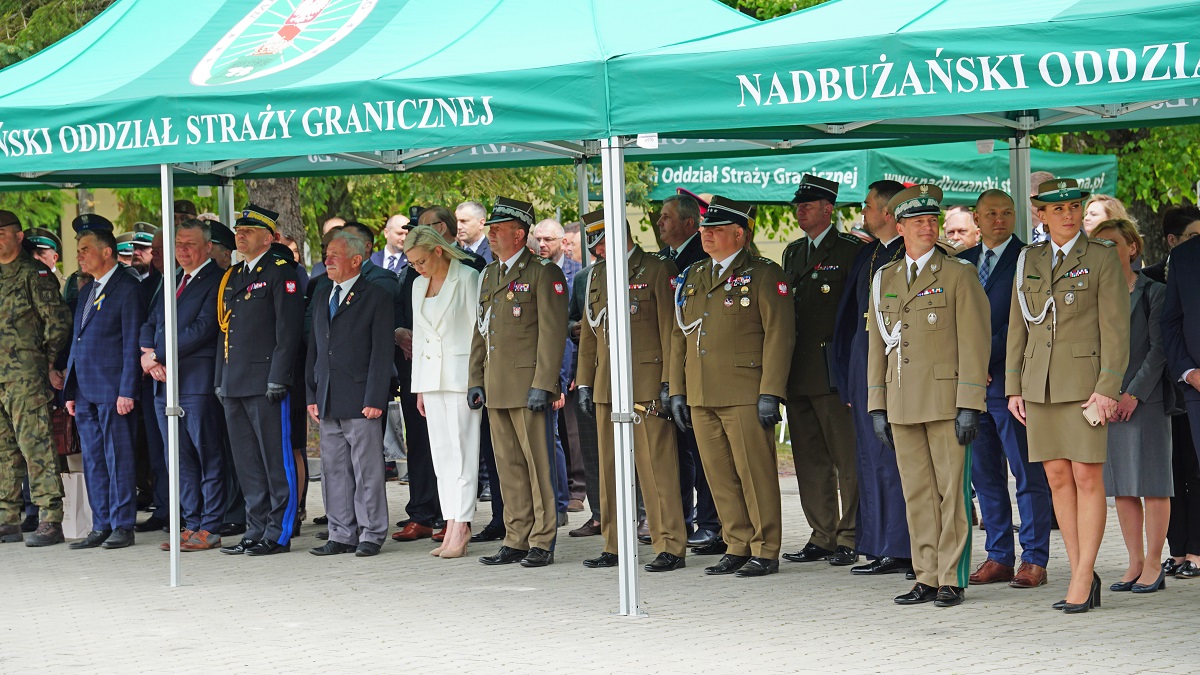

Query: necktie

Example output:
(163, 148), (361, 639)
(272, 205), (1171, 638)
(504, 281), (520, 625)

(810, 241), (818, 262)
(176, 273), (191, 299)
(713, 264), (724, 286)
(82, 283), (98, 326)
(329, 284), (341, 320)
(1053, 250), (1065, 277)
(909, 262), (919, 289)
(387, 255), (399, 272)
(978, 249), (994, 288)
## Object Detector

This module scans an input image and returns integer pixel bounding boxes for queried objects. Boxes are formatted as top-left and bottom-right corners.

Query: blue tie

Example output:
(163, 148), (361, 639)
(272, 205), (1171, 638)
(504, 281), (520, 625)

(329, 284), (341, 320)
(978, 249), (994, 288)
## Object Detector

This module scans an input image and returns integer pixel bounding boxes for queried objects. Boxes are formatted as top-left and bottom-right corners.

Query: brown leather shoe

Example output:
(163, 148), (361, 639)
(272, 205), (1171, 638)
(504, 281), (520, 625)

(569, 519), (601, 537)
(181, 530), (221, 551)
(969, 559), (1015, 585)
(391, 522), (434, 542)
(431, 526), (447, 542)
(161, 530), (194, 551)
(1009, 562), (1048, 588)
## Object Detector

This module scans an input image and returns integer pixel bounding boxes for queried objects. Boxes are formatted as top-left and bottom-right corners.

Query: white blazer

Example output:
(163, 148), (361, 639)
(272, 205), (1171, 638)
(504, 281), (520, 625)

(411, 260), (480, 394)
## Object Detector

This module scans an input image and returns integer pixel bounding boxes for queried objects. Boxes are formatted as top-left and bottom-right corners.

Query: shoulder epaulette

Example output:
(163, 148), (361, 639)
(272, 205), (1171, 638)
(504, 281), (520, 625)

(753, 255), (774, 263)
(1092, 238), (1116, 247)
(949, 256), (971, 265)
(838, 232), (863, 244)
(1025, 241), (1050, 250)
(879, 257), (905, 272)
(535, 256), (551, 265)
(783, 239), (806, 251)
(275, 258), (287, 265)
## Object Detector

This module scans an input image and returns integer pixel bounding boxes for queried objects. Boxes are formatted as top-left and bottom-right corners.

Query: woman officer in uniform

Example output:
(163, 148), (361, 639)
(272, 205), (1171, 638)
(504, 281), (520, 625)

(1005, 179), (1130, 614)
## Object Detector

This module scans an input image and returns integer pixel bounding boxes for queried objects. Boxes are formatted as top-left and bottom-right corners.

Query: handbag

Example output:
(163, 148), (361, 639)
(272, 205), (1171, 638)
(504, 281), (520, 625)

(50, 406), (79, 456)
(60, 472), (93, 540)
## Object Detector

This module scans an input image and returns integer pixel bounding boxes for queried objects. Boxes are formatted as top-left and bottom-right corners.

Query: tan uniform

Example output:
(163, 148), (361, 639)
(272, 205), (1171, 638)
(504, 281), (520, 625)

(781, 228), (861, 551)
(1004, 236), (1130, 463)
(576, 246), (684, 557)
(468, 247), (568, 551)
(867, 247), (990, 588)
(670, 250), (795, 559)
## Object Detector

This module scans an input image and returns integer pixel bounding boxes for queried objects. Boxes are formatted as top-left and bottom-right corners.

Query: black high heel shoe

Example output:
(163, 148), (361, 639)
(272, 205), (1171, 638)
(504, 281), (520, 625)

(1063, 572), (1101, 614)
(1131, 568), (1167, 593)
(1110, 579), (1136, 592)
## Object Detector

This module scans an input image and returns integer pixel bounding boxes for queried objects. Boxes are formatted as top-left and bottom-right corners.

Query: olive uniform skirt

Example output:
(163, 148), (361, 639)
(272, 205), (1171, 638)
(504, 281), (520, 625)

(1026, 400), (1108, 464)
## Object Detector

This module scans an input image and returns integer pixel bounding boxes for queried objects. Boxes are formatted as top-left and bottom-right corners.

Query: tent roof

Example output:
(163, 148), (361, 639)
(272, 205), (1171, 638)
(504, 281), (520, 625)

(607, 0), (1200, 139)
(0, 0), (753, 176)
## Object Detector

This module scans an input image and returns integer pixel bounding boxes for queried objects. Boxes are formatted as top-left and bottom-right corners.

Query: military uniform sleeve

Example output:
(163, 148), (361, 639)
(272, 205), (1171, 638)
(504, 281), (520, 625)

(956, 266), (991, 411)
(32, 265), (72, 362)
(669, 271), (688, 398)
(533, 263), (569, 394)
(268, 264), (304, 388)
(1004, 267), (1029, 398)
(654, 259), (679, 387)
(468, 270), (488, 391)
(1095, 245), (1131, 399)
(865, 273), (888, 412)
(575, 269), (599, 390)
(758, 263), (795, 399)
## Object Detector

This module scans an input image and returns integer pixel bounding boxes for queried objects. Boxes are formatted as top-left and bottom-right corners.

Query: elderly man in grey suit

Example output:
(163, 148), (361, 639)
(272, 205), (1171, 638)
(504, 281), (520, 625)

(306, 233), (396, 557)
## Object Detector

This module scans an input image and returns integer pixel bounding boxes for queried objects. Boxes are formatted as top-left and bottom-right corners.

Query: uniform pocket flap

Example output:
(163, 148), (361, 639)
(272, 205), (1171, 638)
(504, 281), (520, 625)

(933, 363), (958, 380)
(878, 298), (899, 313)
(917, 293), (947, 308)
(733, 352), (761, 368)
(1071, 341), (1100, 358)
(638, 350), (663, 364)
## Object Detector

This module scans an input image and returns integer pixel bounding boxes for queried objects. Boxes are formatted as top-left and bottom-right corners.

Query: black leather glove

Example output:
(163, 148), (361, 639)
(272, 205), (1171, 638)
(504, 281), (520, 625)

(265, 382), (288, 404)
(467, 386), (486, 410)
(214, 386), (225, 406)
(757, 394), (783, 428)
(669, 394), (691, 432)
(577, 386), (595, 417)
(955, 408), (980, 446)
(527, 388), (552, 412)
(659, 383), (671, 415)
(870, 410), (894, 451)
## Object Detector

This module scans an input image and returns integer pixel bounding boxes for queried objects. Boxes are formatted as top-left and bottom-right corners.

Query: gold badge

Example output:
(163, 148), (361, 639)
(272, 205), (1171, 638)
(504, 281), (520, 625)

(740, 297), (751, 307)
(820, 284), (830, 294)
(740, 286), (749, 295)
(244, 292), (251, 300)
(927, 312), (937, 324)
(1065, 292), (1075, 305)
(506, 291), (514, 300)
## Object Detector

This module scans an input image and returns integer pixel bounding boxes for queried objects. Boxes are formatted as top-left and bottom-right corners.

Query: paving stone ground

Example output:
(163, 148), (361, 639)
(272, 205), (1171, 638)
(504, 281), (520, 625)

(1, 477), (1195, 674)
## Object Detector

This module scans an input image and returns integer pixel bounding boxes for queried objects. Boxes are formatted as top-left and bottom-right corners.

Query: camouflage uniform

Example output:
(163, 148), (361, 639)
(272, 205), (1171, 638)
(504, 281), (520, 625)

(0, 249), (72, 524)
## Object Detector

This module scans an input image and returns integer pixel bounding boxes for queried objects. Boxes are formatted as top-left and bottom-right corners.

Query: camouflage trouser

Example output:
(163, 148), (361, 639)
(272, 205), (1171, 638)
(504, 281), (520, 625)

(0, 380), (63, 524)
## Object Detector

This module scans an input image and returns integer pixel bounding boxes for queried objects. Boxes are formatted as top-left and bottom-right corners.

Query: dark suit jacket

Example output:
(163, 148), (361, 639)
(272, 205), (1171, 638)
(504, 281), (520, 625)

(306, 276), (395, 418)
(370, 248), (408, 273)
(832, 236), (905, 402)
(306, 259), (404, 338)
(462, 236), (492, 263)
(139, 262), (221, 396)
(66, 265), (146, 403)
(670, 233), (708, 271)
(958, 236), (1024, 398)
(1162, 236), (1200, 403)
(214, 251), (304, 398)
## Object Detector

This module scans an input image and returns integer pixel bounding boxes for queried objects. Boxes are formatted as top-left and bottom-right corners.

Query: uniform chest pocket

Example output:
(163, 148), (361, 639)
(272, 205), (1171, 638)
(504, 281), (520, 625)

(2, 286), (33, 318)
(911, 293), (948, 331)
(878, 297), (901, 328)
(629, 290), (652, 319)
(248, 286), (269, 300)
(1059, 276), (1090, 312)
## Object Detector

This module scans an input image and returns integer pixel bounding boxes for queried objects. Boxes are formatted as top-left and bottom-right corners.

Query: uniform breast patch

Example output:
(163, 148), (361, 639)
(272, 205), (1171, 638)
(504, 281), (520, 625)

(553, 282), (565, 295)
(246, 281), (267, 292)
(629, 283), (648, 290)
(813, 264), (840, 271)
(777, 282), (789, 295)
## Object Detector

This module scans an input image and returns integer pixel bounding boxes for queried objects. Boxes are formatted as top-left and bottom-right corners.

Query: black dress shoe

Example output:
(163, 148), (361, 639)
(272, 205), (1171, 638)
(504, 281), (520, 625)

(313, 516), (329, 525)
(638, 533), (652, 544)
(310, 541), (355, 556)
(244, 539), (290, 556)
(906, 569), (916, 580)
(471, 523), (505, 543)
(1177, 561), (1200, 579)
(479, 546), (528, 565)
(644, 552), (686, 572)
(216, 523), (247, 537)
(134, 516), (167, 533)
(691, 539), (728, 556)
(934, 585), (966, 607)
(687, 528), (720, 547)
(355, 542), (381, 557)
(894, 583), (938, 605)
(851, 556), (912, 575)
(1052, 599), (1066, 610)
(782, 543), (833, 563)
(583, 552), (619, 568)
(520, 547), (554, 567)
(20, 513), (38, 533)
(704, 554), (751, 575)
(479, 484), (492, 502)
(220, 538), (257, 555)
(68, 529), (112, 550)
(828, 545), (860, 566)
(100, 528), (134, 549)
(735, 557), (779, 577)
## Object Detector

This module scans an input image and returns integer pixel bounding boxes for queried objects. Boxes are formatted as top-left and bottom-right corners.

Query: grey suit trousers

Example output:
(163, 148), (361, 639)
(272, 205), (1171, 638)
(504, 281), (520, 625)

(320, 416), (389, 546)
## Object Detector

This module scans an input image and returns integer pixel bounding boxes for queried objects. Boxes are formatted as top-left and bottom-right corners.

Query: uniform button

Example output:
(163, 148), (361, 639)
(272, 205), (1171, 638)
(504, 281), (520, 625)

(1091, 351), (1097, 355)
(706, 293), (713, 298)
(703, 312), (709, 317)
(749, 361), (756, 366)
(1046, 342), (1051, 347)
(902, 341), (909, 347)
(701, 331), (707, 336)
(700, 350), (707, 355)
(904, 307), (910, 313)
(903, 358), (909, 363)
(902, 324), (909, 329)
(1046, 290), (1051, 296)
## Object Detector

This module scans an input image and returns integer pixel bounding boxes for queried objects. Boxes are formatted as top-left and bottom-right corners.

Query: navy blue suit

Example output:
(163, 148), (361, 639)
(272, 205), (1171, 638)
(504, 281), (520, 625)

(832, 236), (910, 559)
(1163, 236), (1200, 459)
(140, 270), (169, 517)
(959, 237), (1051, 568)
(546, 255), (584, 514)
(65, 265), (146, 532)
(139, 262), (226, 533)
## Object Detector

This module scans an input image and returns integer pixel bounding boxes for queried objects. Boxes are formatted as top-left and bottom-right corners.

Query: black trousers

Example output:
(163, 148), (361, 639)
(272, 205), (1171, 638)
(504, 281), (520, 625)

(1168, 412), (1200, 557)
(223, 393), (298, 544)
(400, 390), (441, 527)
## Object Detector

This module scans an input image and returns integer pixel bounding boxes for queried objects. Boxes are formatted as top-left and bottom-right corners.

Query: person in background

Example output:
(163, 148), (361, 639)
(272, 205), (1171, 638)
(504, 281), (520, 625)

(943, 209), (980, 249)
(1090, 219), (1173, 594)
(206, 220), (236, 270)
(563, 221), (582, 265)
(371, 214), (410, 274)
(24, 227), (67, 291)
(1028, 171), (1055, 244)
(310, 216), (348, 278)
(456, 201), (492, 263)
(1083, 194), (1133, 235)
(280, 234), (310, 294)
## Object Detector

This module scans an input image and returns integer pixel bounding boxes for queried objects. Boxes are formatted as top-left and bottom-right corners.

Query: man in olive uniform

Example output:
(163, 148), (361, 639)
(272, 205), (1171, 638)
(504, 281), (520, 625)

(781, 174), (862, 567)
(668, 196), (795, 577)
(867, 185), (991, 607)
(0, 211), (73, 546)
(575, 209), (687, 572)
(25, 227), (68, 291)
(468, 197), (569, 568)
(215, 205), (305, 556)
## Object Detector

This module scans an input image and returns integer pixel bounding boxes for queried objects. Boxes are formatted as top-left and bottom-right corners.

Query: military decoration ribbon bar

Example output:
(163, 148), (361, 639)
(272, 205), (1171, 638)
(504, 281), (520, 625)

(1063, 268), (1089, 278)
(812, 264), (840, 271)
(914, 287), (944, 297)
(509, 282), (530, 292)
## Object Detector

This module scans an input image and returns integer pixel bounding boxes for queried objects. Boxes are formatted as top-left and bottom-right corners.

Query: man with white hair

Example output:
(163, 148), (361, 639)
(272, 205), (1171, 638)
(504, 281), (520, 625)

(943, 209), (980, 249)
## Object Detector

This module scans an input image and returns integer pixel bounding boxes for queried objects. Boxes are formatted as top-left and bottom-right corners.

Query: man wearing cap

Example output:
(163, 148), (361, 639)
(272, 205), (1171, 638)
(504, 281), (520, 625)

(130, 222), (161, 283)
(576, 209), (687, 572)
(867, 184), (990, 607)
(781, 174), (863, 567)
(64, 214), (147, 550)
(469, 197), (569, 568)
(668, 196), (795, 577)
(116, 232), (136, 267)
(215, 205), (305, 556)
(207, 220), (236, 270)
(133, 222), (169, 532)
(174, 199), (199, 225)
(0, 211), (73, 547)
(25, 227), (67, 291)
(832, 179), (916, 578)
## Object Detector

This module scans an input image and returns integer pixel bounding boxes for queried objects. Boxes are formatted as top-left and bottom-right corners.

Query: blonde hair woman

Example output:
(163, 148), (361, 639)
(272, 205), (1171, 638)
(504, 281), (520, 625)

(1082, 194), (1133, 235)
(404, 225), (481, 558)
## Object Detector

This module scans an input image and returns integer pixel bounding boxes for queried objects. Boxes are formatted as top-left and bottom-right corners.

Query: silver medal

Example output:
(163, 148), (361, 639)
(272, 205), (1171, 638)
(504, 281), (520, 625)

(1065, 292), (1075, 305)
(927, 312), (937, 324)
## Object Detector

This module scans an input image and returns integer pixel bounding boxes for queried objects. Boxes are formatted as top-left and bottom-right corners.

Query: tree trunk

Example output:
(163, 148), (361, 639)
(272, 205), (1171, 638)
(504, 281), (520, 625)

(245, 178), (303, 243)
(1129, 201), (1167, 266)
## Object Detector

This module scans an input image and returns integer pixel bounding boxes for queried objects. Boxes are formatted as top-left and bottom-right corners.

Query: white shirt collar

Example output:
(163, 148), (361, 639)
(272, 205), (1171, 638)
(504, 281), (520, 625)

(182, 258), (211, 277)
(93, 263), (119, 290)
(1051, 231), (1083, 261)
(904, 246), (937, 278)
(982, 235), (1013, 261)
(881, 233), (902, 248)
(501, 248), (524, 271)
(807, 224), (832, 249)
(243, 250), (268, 271)
(673, 232), (699, 257)
(332, 273), (360, 300)
(713, 250), (741, 280)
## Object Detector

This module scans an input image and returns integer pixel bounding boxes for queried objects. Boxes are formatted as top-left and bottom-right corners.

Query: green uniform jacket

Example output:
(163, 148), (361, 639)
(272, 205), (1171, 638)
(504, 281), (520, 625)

(1004, 236), (1130, 403)
(670, 249), (795, 407)
(469, 247), (568, 409)
(0, 250), (71, 387)
(867, 247), (990, 423)
(576, 246), (677, 404)
(782, 228), (862, 397)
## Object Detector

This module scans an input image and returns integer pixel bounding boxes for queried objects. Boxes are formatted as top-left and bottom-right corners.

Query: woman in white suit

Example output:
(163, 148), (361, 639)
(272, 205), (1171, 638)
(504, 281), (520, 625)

(405, 225), (482, 558)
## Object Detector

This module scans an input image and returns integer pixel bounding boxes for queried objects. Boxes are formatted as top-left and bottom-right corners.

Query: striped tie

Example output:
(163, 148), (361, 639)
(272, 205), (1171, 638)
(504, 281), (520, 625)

(978, 249), (994, 288)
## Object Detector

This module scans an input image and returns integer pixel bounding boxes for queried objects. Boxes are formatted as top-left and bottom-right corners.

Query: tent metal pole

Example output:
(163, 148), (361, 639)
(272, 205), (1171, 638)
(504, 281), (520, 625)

(599, 137), (642, 617)
(1010, 116), (1034, 241)
(217, 183), (235, 226)
(575, 159), (591, 267)
(159, 164), (183, 587)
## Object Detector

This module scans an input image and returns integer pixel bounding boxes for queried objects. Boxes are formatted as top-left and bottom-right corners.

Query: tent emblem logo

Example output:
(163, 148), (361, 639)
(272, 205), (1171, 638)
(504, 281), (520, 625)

(191, 0), (377, 86)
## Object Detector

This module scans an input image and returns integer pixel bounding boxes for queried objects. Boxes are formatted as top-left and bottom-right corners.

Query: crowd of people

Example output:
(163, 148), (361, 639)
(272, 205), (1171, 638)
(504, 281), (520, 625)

(2, 172), (1200, 614)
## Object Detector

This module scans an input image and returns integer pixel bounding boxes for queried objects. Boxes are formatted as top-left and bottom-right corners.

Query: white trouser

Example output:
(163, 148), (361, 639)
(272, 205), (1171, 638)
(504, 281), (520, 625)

(423, 391), (481, 522)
